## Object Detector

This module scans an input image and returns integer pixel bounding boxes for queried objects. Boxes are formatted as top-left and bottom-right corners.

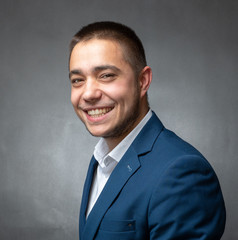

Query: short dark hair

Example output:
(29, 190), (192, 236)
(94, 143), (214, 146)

(69, 21), (147, 76)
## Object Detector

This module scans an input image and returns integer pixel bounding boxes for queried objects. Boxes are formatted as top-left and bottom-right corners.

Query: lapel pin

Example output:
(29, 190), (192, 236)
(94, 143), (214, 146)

(127, 165), (132, 172)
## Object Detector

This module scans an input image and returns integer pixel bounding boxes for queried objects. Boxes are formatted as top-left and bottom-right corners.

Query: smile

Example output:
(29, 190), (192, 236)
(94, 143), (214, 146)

(87, 107), (113, 118)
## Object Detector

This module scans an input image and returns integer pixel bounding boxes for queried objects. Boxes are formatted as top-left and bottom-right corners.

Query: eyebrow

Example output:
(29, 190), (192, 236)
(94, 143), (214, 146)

(93, 65), (121, 73)
(69, 70), (83, 79)
(69, 65), (121, 79)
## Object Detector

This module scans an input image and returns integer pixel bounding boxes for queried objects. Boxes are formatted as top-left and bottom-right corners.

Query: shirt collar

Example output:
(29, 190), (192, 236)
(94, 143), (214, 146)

(94, 110), (152, 168)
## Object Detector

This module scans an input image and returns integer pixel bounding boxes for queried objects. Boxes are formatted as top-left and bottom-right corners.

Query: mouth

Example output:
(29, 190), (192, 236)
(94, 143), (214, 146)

(86, 107), (113, 118)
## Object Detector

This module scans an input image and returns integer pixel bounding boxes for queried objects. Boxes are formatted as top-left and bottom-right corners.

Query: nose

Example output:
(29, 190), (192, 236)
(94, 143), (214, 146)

(82, 79), (102, 103)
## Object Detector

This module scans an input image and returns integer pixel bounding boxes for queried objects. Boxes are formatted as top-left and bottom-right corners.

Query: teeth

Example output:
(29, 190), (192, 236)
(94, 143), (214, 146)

(87, 108), (112, 117)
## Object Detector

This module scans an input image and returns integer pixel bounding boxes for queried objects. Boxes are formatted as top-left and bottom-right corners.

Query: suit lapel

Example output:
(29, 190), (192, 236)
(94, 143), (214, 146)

(79, 156), (98, 236)
(81, 112), (164, 240)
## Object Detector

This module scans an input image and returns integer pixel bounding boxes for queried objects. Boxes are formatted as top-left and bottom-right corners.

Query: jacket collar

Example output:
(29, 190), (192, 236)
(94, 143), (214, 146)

(132, 111), (164, 156)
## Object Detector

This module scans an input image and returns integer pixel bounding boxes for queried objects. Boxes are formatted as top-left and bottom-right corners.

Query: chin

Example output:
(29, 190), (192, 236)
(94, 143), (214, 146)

(87, 128), (109, 138)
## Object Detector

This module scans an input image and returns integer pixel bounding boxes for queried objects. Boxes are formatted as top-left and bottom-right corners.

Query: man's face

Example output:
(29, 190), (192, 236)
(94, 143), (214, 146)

(69, 39), (145, 142)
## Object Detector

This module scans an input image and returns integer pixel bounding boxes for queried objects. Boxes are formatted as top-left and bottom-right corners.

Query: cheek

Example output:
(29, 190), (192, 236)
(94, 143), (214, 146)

(71, 89), (80, 107)
(107, 79), (136, 100)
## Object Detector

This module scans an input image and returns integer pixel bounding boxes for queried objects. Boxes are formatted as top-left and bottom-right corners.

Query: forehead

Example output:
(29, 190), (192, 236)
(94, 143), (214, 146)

(70, 39), (131, 69)
(71, 39), (124, 59)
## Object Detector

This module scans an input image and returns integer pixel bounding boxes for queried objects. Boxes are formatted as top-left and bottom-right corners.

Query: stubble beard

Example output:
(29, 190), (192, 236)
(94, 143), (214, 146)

(103, 96), (141, 140)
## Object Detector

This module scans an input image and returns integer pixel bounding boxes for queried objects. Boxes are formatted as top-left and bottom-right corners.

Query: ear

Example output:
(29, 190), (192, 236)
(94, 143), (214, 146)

(139, 66), (152, 98)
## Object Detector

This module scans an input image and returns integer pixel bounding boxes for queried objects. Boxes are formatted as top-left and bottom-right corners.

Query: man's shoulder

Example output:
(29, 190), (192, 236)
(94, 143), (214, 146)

(158, 127), (204, 158)
(136, 112), (209, 170)
(135, 112), (202, 156)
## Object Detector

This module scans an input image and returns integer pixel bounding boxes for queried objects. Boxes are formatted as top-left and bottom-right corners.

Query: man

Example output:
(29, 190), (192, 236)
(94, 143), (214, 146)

(69, 21), (226, 240)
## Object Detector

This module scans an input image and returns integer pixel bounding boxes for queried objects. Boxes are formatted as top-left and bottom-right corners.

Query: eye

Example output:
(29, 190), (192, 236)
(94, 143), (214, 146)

(71, 78), (84, 86)
(100, 73), (116, 80)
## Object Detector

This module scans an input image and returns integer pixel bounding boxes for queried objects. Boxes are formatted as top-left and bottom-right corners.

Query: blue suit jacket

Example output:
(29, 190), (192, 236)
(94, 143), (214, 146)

(79, 112), (226, 239)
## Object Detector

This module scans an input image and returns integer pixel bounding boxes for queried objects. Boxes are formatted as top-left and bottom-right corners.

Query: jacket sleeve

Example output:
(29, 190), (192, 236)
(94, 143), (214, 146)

(148, 155), (226, 239)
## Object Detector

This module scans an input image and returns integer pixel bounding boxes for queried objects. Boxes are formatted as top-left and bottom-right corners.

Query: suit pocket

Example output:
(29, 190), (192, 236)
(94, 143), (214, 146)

(99, 219), (136, 232)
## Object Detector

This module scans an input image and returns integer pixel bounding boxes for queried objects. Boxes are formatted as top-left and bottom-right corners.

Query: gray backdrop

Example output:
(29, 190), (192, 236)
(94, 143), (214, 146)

(0, 0), (237, 239)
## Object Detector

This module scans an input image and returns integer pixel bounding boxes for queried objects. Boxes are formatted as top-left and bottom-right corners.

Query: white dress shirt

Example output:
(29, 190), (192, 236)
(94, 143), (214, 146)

(86, 110), (152, 218)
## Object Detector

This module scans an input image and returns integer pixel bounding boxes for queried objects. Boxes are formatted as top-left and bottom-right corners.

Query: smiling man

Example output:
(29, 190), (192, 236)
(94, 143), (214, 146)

(70, 39), (150, 150)
(69, 22), (226, 240)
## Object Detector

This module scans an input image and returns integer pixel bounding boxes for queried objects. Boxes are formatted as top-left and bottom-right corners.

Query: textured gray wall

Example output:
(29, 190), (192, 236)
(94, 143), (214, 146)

(0, 0), (237, 239)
